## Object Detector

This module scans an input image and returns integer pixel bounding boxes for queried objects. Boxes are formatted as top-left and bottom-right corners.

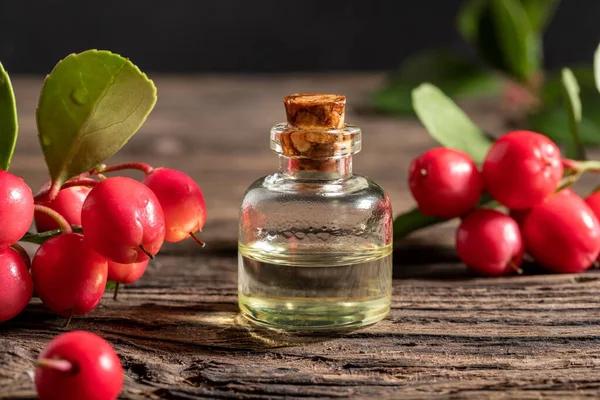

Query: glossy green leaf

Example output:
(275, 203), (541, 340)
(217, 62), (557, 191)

(37, 50), (157, 188)
(539, 67), (596, 106)
(457, 0), (487, 44)
(491, 0), (539, 82)
(392, 208), (445, 242)
(561, 68), (585, 159)
(412, 83), (493, 164)
(520, 0), (560, 33)
(0, 62), (18, 170)
(370, 50), (501, 115)
(529, 67), (600, 146)
(594, 42), (600, 93)
(529, 111), (600, 146)
(457, 0), (540, 83)
(393, 194), (496, 241)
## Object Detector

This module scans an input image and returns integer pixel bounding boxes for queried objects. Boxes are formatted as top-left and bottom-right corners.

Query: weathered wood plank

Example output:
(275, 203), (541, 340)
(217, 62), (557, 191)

(3, 252), (600, 399)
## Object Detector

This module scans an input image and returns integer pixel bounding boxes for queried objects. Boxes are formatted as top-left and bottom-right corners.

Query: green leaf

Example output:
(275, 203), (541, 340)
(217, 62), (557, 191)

(457, 0), (540, 83)
(393, 193), (496, 241)
(520, 0), (560, 33)
(529, 110), (600, 146)
(393, 208), (446, 242)
(370, 50), (501, 115)
(491, 0), (539, 82)
(412, 83), (493, 163)
(561, 68), (585, 159)
(529, 67), (600, 147)
(0, 62), (18, 170)
(594, 42), (600, 93)
(37, 50), (157, 189)
(457, 0), (487, 43)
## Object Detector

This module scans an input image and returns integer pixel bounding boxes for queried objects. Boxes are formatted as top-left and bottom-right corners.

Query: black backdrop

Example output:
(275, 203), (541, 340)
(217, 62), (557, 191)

(0, 0), (598, 73)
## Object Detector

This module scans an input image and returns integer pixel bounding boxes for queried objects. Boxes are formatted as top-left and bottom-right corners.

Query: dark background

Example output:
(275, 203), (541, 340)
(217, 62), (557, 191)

(0, 0), (598, 74)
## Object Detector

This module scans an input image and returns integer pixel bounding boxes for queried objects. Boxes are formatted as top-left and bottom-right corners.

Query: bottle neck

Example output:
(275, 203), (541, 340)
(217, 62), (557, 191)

(279, 155), (353, 180)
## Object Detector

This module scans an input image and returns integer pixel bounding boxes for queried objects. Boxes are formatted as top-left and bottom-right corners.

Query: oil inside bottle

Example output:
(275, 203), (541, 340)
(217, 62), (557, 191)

(238, 242), (392, 331)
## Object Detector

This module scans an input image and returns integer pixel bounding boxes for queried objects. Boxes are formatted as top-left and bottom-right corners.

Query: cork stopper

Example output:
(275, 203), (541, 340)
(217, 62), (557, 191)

(271, 93), (360, 175)
(284, 94), (346, 129)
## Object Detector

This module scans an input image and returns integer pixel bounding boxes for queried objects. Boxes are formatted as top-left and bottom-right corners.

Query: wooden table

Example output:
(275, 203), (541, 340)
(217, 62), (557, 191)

(2, 74), (600, 399)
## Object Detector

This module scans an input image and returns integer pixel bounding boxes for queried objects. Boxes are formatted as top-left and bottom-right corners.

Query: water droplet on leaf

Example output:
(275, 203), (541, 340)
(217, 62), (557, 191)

(41, 136), (51, 146)
(70, 89), (89, 105)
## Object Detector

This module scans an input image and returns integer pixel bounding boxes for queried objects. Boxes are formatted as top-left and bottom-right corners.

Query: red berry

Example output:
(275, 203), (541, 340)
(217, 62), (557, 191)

(143, 168), (206, 242)
(32, 233), (107, 317)
(482, 130), (562, 209)
(81, 177), (166, 264)
(408, 148), (482, 218)
(522, 189), (600, 273)
(35, 331), (123, 400)
(0, 247), (33, 322)
(456, 209), (524, 276)
(585, 191), (600, 247)
(0, 171), (34, 248)
(35, 186), (91, 232)
(107, 259), (149, 284)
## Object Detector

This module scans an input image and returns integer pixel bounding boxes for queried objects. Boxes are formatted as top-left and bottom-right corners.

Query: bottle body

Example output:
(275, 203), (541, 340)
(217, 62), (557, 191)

(238, 172), (392, 331)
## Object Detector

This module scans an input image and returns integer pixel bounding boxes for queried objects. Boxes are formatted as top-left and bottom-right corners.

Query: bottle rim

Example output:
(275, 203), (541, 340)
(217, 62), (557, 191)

(270, 122), (362, 158)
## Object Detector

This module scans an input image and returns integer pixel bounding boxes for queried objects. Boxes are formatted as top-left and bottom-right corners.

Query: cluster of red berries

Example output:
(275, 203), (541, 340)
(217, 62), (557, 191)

(409, 130), (600, 276)
(0, 164), (206, 324)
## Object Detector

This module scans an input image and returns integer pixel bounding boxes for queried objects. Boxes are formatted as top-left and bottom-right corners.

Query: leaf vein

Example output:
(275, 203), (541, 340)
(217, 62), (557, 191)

(81, 94), (147, 137)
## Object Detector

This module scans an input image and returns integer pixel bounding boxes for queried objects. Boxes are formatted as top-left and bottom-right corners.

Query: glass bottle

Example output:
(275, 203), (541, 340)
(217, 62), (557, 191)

(238, 94), (392, 331)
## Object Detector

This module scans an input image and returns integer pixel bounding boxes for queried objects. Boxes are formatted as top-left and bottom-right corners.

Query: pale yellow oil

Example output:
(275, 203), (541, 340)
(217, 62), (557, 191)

(238, 242), (392, 331)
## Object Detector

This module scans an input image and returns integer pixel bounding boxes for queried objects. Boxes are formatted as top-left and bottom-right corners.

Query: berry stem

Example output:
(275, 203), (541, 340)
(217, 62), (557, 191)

(10, 243), (31, 269)
(34, 205), (72, 234)
(139, 244), (155, 259)
(35, 358), (74, 373)
(34, 178), (98, 203)
(190, 232), (206, 247)
(96, 162), (154, 176)
(562, 159), (600, 173)
(113, 282), (120, 301)
(508, 261), (523, 275)
(63, 308), (74, 329)
(60, 179), (98, 190)
(557, 173), (582, 192)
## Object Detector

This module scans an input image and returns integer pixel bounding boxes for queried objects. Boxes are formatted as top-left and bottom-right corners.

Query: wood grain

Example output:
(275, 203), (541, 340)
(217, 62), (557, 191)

(2, 74), (600, 399)
(4, 253), (600, 399)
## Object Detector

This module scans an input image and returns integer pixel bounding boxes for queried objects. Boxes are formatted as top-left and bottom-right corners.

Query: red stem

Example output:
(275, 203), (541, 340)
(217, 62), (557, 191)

(10, 243), (31, 269)
(59, 179), (98, 190)
(33, 205), (72, 233)
(97, 162), (153, 176)
(562, 158), (581, 171)
(35, 358), (74, 373)
(35, 178), (98, 203)
(562, 159), (600, 173)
